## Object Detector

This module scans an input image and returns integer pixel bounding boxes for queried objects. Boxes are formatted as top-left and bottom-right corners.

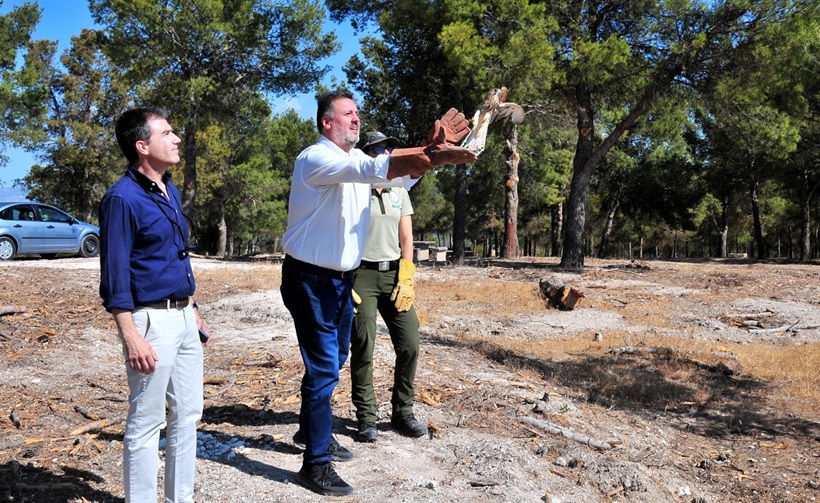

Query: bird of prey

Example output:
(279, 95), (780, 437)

(461, 87), (525, 156)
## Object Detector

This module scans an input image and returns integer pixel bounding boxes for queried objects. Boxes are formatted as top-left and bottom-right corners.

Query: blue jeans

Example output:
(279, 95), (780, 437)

(280, 263), (353, 466)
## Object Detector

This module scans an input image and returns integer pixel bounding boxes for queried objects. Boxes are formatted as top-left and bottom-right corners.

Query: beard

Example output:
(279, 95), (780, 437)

(340, 129), (359, 149)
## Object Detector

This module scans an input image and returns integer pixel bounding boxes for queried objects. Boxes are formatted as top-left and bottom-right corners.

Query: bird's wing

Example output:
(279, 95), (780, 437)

(493, 102), (525, 125)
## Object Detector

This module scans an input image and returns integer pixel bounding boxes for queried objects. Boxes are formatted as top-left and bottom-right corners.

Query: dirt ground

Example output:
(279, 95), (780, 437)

(0, 256), (818, 503)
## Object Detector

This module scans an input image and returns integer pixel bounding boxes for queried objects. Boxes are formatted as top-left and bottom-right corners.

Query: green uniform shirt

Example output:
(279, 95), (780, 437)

(361, 187), (413, 262)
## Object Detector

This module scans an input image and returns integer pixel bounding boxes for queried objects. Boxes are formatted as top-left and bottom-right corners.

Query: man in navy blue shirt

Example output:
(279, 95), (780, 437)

(99, 107), (210, 503)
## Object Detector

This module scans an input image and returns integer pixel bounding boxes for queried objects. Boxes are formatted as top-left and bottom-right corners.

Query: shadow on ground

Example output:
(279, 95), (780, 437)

(0, 461), (123, 503)
(426, 333), (820, 442)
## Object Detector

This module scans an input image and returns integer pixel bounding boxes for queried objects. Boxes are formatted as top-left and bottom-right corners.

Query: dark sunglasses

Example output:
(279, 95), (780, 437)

(372, 145), (395, 155)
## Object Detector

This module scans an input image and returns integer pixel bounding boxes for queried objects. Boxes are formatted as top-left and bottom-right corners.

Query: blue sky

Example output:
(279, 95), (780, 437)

(0, 0), (361, 187)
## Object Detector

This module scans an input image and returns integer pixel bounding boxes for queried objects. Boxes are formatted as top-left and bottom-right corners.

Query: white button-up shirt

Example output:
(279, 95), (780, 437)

(283, 136), (407, 271)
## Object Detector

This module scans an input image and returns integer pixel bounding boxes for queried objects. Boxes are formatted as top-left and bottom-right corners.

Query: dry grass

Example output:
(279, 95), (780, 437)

(734, 341), (820, 401)
(417, 275), (544, 319)
(194, 263), (281, 304)
(417, 270), (820, 419)
(472, 334), (820, 413)
(194, 261), (820, 417)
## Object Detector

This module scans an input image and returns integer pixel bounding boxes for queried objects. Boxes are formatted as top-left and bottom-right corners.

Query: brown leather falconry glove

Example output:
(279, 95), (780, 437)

(426, 108), (471, 146)
(387, 119), (477, 179)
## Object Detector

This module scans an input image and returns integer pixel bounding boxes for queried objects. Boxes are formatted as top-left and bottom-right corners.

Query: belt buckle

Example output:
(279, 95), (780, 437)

(377, 261), (390, 272)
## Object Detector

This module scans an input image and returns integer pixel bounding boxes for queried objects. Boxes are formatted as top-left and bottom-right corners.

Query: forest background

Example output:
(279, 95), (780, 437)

(0, 0), (818, 269)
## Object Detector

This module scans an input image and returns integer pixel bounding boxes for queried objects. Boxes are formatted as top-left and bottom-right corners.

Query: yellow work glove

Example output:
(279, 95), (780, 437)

(390, 259), (416, 312)
(352, 289), (362, 314)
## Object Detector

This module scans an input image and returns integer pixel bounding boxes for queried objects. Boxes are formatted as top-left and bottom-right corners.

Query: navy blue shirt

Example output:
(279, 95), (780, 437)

(99, 166), (195, 311)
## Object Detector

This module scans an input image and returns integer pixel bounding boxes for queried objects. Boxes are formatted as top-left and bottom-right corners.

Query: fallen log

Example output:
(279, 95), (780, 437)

(74, 406), (102, 421)
(517, 416), (613, 451)
(605, 346), (737, 361)
(0, 331), (24, 342)
(721, 311), (775, 319)
(749, 320), (802, 334)
(69, 417), (124, 436)
(0, 305), (27, 316)
(0, 437), (45, 451)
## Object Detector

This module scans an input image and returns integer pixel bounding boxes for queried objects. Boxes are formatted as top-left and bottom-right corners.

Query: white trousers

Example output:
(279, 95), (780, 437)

(122, 305), (203, 503)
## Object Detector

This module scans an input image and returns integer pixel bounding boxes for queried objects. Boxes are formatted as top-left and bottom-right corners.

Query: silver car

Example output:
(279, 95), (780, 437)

(0, 202), (100, 260)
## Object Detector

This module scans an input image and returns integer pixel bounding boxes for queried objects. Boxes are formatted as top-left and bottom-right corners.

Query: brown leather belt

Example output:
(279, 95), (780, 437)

(137, 298), (190, 310)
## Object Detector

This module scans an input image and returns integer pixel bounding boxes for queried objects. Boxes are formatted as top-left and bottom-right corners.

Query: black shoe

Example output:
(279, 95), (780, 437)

(390, 414), (428, 438)
(357, 421), (378, 443)
(329, 436), (354, 461)
(293, 430), (354, 462)
(297, 462), (353, 496)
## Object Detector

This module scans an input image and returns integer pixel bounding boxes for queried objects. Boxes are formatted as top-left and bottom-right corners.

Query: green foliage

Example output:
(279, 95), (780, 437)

(408, 174), (451, 240)
(89, 0), (340, 222)
(3, 0), (819, 260)
(0, 1), (41, 70)
(439, 0), (557, 106)
(192, 107), (315, 255)
(336, 0), (463, 144)
(91, 0), (339, 96)
(0, 0), (42, 166)
(15, 30), (129, 221)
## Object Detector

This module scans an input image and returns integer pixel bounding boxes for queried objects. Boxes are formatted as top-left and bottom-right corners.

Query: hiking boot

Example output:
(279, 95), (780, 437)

(357, 421), (378, 443)
(297, 462), (353, 496)
(292, 430), (354, 462)
(390, 413), (428, 438)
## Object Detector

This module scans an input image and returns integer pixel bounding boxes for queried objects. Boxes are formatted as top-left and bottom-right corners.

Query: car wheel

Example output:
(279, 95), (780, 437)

(0, 236), (16, 260)
(80, 234), (100, 258)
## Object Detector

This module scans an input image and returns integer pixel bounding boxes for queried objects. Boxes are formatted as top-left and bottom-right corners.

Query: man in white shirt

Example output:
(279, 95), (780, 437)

(280, 90), (473, 496)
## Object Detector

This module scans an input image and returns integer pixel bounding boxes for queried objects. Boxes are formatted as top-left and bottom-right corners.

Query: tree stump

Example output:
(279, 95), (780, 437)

(539, 277), (585, 310)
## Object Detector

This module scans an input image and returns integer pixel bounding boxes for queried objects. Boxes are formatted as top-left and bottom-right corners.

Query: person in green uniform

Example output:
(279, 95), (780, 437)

(350, 131), (428, 442)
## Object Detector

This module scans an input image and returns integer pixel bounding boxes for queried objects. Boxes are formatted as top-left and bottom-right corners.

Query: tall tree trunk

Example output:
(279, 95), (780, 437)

(799, 168), (819, 261)
(217, 197), (227, 258)
(550, 200), (562, 257)
(597, 194), (620, 259)
(720, 225), (729, 258)
(181, 124), (198, 237)
(561, 86), (595, 270)
(749, 175), (766, 259)
(800, 199), (811, 261)
(709, 200), (729, 258)
(452, 163), (468, 264)
(502, 126), (520, 259)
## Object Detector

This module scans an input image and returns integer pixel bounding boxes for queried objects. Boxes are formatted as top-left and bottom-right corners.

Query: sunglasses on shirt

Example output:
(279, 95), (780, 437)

(371, 145), (395, 155)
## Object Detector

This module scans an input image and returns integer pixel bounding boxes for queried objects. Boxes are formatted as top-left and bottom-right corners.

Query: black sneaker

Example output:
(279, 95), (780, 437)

(292, 430), (354, 462)
(357, 421), (378, 443)
(390, 414), (428, 438)
(297, 462), (353, 496)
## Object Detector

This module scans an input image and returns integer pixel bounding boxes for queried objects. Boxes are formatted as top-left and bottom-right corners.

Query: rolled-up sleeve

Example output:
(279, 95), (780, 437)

(99, 195), (135, 311)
